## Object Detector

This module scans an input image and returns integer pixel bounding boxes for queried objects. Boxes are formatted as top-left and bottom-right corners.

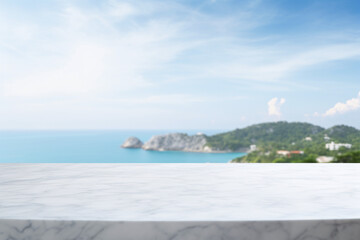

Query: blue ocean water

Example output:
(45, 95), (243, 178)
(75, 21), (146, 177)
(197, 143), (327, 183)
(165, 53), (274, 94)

(0, 130), (245, 163)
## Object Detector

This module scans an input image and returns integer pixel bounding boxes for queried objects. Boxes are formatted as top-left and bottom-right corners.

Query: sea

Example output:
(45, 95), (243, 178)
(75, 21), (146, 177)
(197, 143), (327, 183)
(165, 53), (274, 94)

(0, 130), (245, 163)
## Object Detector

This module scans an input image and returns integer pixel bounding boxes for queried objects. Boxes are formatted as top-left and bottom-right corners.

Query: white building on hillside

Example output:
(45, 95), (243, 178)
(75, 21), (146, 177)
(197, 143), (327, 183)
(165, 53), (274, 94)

(305, 137), (312, 141)
(316, 156), (334, 163)
(250, 145), (257, 151)
(277, 150), (290, 157)
(325, 142), (352, 151)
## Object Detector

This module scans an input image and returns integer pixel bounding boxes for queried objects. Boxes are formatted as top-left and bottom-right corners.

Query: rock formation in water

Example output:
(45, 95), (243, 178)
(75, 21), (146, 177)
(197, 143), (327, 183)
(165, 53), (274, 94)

(142, 133), (209, 152)
(121, 137), (144, 148)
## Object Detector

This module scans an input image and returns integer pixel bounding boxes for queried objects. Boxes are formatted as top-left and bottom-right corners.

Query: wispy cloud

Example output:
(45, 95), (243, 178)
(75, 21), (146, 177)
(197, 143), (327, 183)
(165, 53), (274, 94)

(102, 94), (247, 106)
(202, 41), (360, 84)
(3, 0), (360, 98)
(108, 1), (137, 19)
(1, 1), (190, 98)
(110, 94), (206, 105)
(1, 0), (360, 129)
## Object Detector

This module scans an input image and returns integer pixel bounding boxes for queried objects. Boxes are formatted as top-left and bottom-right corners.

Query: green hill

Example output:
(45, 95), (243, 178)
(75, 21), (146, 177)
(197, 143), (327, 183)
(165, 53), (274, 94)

(203, 121), (360, 163)
(206, 121), (325, 151)
(321, 125), (360, 145)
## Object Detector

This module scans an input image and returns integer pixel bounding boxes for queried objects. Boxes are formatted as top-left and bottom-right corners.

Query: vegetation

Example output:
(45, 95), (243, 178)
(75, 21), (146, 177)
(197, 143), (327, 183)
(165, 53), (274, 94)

(236, 150), (318, 163)
(204, 121), (360, 163)
(206, 122), (324, 151)
(333, 151), (360, 163)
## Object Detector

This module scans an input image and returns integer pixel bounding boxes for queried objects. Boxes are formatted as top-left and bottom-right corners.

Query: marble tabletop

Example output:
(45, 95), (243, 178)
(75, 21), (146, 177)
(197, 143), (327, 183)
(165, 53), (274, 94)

(0, 164), (360, 221)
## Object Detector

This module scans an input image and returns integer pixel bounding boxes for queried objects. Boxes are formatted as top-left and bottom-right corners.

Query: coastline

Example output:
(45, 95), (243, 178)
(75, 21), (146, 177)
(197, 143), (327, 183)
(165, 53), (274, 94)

(140, 148), (248, 154)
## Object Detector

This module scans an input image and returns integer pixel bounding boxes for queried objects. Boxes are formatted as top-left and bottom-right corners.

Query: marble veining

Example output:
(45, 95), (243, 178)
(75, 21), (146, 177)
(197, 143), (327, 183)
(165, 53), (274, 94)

(1, 219), (360, 240)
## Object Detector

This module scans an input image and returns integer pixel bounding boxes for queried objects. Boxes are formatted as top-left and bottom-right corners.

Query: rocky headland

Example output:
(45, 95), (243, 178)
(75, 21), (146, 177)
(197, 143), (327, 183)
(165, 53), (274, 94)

(121, 137), (144, 148)
(142, 133), (208, 152)
(121, 133), (238, 153)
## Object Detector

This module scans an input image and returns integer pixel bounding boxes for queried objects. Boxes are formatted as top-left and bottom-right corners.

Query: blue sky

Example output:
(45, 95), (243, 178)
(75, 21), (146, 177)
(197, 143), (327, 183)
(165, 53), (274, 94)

(1, 0), (360, 130)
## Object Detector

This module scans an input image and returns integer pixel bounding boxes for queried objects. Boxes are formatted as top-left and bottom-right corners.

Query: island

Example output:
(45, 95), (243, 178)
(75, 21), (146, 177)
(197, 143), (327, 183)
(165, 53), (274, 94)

(122, 121), (360, 163)
(121, 136), (144, 148)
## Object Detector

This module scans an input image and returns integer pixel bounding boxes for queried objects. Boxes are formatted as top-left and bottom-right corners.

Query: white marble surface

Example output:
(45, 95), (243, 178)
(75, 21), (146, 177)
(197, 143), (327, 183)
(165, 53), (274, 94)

(0, 164), (360, 221)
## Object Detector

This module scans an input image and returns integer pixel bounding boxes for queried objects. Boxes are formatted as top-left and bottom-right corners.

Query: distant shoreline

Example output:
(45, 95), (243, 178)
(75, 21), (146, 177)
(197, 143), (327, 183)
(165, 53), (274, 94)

(135, 148), (247, 154)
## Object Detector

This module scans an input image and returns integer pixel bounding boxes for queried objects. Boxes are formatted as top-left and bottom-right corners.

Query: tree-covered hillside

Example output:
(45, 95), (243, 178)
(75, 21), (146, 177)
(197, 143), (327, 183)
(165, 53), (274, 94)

(206, 121), (325, 151)
(320, 125), (360, 149)
(204, 121), (360, 163)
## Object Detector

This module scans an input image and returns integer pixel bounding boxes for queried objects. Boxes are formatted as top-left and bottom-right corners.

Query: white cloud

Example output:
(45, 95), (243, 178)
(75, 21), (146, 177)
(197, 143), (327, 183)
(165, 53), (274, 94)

(268, 97), (285, 116)
(323, 91), (360, 116)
